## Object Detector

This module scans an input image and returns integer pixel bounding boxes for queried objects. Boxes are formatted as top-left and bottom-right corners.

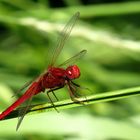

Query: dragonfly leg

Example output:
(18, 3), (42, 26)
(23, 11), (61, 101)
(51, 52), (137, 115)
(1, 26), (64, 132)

(70, 92), (85, 105)
(71, 81), (89, 103)
(52, 90), (59, 101)
(46, 91), (59, 113)
(46, 86), (64, 113)
(47, 86), (64, 101)
(66, 81), (85, 105)
(71, 81), (92, 93)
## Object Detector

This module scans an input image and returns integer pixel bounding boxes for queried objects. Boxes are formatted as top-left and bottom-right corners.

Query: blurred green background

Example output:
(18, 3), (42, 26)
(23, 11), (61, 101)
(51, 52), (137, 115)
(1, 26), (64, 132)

(0, 0), (140, 139)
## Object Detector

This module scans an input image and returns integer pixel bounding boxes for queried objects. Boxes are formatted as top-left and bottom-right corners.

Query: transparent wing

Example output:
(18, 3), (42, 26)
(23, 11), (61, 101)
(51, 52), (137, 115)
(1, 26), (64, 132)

(58, 49), (87, 67)
(16, 97), (33, 131)
(12, 80), (34, 98)
(50, 12), (80, 66)
(12, 74), (42, 98)
(16, 84), (38, 131)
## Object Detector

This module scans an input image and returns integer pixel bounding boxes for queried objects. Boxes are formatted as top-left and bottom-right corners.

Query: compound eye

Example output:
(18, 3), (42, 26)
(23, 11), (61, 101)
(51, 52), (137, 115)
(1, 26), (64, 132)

(67, 70), (73, 79)
(68, 70), (72, 76)
(66, 65), (80, 79)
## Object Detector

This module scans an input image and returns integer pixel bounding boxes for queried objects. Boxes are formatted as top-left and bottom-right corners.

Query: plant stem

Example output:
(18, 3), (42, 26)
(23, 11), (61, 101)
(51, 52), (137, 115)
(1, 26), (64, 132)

(2, 86), (140, 120)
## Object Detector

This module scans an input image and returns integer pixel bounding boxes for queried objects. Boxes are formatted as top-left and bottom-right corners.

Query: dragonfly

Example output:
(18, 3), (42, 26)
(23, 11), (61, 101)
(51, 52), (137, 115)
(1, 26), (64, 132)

(0, 12), (87, 130)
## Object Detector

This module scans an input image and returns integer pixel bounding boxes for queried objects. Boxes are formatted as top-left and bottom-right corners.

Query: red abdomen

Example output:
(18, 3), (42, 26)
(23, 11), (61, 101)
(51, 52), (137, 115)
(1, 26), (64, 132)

(0, 82), (43, 120)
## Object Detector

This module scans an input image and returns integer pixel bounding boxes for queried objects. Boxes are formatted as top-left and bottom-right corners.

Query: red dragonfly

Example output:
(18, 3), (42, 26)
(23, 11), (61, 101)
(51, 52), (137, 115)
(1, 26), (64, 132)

(0, 12), (86, 130)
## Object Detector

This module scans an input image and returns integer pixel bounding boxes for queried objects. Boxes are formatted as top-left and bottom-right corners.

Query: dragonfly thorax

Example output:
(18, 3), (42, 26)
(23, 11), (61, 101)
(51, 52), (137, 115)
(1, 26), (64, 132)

(65, 65), (80, 80)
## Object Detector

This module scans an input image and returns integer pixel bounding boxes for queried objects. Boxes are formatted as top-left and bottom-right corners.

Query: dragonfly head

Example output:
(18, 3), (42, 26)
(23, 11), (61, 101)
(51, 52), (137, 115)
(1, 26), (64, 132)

(66, 65), (80, 80)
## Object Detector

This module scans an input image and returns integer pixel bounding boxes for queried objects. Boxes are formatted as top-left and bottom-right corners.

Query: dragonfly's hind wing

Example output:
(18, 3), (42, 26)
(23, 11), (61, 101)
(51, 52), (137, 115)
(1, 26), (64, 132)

(12, 75), (41, 98)
(16, 96), (33, 131)
(50, 12), (80, 66)
(12, 80), (34, 98)
(59, 49), (87, 67)
(16, 82), (40, 131)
